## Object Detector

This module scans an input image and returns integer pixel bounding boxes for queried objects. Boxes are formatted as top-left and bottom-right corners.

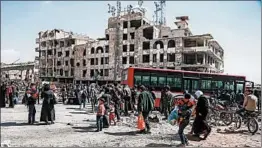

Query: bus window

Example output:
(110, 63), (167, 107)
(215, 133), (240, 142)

(192, 80), (199, 92)
(167, 77), (175, 87)
(158, 76), (166, 87)
(225, 81), (234, 91)
(151, 76), (158, 86)
(142, 76), (150, 86)
(134, 75), (142, 85)
(211, 81), (223, 89)
(236, 83), (244, 93)
(201, 80), (211, 89)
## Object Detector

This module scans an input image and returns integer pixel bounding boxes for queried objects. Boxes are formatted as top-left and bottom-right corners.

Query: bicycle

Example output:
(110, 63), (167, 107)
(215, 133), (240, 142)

(234, 110), (260, 135)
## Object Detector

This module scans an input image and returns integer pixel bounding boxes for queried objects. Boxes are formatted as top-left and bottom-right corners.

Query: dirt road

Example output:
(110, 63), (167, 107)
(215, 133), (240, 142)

(1, 104), (261, 147)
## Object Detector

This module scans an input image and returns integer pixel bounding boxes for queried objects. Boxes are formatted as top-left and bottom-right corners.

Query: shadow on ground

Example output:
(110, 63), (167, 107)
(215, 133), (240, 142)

(104, 131), (137, 136)
(217, 129), (250, 135)
(186, 134), (202, 142)
(69, 111), (87, 115)
(145, 143), (173, 147)
(72, 126), (97, 132)
(0, 122), (48, 127)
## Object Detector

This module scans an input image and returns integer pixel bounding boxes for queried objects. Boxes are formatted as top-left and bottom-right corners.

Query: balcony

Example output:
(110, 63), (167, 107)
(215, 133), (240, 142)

(35, 47), (39, 52)
(35, 56), (39, 61)
(36, 38), (39, 44)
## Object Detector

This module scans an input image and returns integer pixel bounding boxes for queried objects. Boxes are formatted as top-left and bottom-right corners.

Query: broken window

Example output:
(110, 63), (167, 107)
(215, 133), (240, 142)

(129, 44), (134, 52)
(47, 50), (52, 55)
(143, 55), (150, 63)
(91, 58), (94, 65)
(95, 58), (98, 65)
(122, 57), (127, 64)
(105, 57), (109, 64)
(83, 49), (86, 56)
(101, 58), (104, 65)
(143, 42), (150, 50)
(160, 54), (164, 62)
(104, 69), (109, 76)
(54, 49), (56, 56)
(54, 40), (58, 47)
(82, 70), (87, 77)
(106, 34), (109, 40)
(91, 47), (95, 54)
(71, 68), (74, 76)
(105, 45), (109, 53)
(65, 71), (69, 77)
(130, 32), (135, 39)
(72, 51), (75, 55)
(65, 61), (68, 66)
(123, 21), (128, 28)
(41, 41), (46, 47)
(153, 54), (157, 62)
(153, 41), (164, 49)
(143, 27), (153, 39)
(129, 56), (134, 64)
(123, 34), (128, 40)
(76, 62), (80, 67)
(96, 46), (103, 53)
(65, 51), (70, 57)
(90, 69), (94, 77)
(57, 61), (61, 66)
(130, 20), (141, 29)
(70, 59), (74, 67)
(60, 41), (64, 48)
(60, 69), (63, 76)
(168, 40), (176, 48)
(83, 59), (86, 66)
(183, 54), (196, 64)
(123, 45), (127, 52)
(167, 53), (176, 62)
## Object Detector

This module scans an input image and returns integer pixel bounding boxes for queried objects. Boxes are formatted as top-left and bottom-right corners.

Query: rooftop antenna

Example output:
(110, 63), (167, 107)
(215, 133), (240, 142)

(108, 4), (116, 16)
(138, 0), (143, 7)
(160, 0), (166, 25)
(154, 2), (160, 25)
(127, 4), (133, 14)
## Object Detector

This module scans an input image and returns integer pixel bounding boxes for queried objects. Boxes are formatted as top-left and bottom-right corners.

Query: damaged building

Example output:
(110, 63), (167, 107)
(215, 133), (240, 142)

(73, 10), (224, 84)
(36, 8), (224, 84)
(35, 29), (94, 82)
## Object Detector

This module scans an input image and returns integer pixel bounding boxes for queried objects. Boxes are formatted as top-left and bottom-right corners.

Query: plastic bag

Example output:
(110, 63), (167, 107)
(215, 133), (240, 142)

(137, 113), (145, 130)
(168, 107), (179, 125)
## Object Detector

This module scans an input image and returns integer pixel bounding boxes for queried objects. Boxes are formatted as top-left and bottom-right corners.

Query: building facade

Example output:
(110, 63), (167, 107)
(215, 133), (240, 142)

(73, 11), (224, 84)
(36, 10), (224, 84)
(35, 29), (93, 83)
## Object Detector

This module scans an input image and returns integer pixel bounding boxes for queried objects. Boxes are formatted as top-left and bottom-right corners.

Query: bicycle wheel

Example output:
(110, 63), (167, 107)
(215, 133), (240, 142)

(221, 112), (233, 126)
(247, 118), (259, 135)
(234, 114), (242, 129)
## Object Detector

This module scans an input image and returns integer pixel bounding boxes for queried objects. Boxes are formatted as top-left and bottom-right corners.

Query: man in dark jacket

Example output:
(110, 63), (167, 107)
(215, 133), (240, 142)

(137, 85), (154, 134)
(162, 85), (173, 119)
(40, 84), (57, 125)
(192, 90), (211, 140)
(236, 90), (245, 106)
(111, 87), (121, 121)
(26, 83), (38, 124)
(0, 83), (6, 108)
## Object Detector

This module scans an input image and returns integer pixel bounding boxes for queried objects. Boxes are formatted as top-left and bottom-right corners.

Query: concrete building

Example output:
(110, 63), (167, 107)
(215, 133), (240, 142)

(1, 62), (37, 82)
(73, 10), (224, 84)
(35, 29), (94, 83)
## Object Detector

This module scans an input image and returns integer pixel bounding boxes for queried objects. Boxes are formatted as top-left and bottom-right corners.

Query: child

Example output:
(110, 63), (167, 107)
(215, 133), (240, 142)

(109, 101), (116, 126)
(96, 98), (105, 132)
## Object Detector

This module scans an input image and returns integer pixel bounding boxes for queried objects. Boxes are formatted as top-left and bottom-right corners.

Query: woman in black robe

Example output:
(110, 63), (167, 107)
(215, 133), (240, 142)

(40, 84), (57, 125)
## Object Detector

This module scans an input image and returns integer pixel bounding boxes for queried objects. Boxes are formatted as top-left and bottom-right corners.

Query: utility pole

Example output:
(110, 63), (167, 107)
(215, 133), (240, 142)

(154, 0), (166, 25)
(113, 1), (121, 82)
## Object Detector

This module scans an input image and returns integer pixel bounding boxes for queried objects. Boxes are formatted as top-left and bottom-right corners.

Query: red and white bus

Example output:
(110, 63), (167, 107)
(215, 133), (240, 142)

(121, 67), (247, 106)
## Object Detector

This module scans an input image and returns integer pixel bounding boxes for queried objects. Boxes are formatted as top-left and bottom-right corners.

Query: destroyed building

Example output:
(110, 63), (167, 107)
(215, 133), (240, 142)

(73, 10), (224, 84)
(35, 7), (224, 84)
(35, 29), (94, 82)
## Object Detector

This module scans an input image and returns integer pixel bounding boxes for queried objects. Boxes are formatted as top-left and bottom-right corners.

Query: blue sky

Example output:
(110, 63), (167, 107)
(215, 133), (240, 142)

(1, 1), (261, 83)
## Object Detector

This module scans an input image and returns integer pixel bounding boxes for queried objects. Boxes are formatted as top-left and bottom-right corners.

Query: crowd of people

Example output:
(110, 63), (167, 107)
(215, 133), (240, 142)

(0, 80), (260, 147)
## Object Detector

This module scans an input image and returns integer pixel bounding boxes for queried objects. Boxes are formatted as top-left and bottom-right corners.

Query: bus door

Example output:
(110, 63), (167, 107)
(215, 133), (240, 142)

(183, 78), (199, 93)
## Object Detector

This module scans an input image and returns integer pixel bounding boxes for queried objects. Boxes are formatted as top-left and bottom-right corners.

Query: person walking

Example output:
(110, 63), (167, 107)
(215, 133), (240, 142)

(26, 83), (38, 124)
(137, 85), (154, 134)
(40, 84), (57, 125)
(192, 90), (211, 140)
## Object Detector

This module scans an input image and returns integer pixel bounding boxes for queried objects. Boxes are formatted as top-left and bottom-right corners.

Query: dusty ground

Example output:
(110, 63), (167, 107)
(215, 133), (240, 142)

(1, 103), (261, 147)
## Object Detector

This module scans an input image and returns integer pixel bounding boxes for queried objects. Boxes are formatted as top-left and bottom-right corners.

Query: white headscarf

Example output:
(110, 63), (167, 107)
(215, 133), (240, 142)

(195, 90), (203, 99)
